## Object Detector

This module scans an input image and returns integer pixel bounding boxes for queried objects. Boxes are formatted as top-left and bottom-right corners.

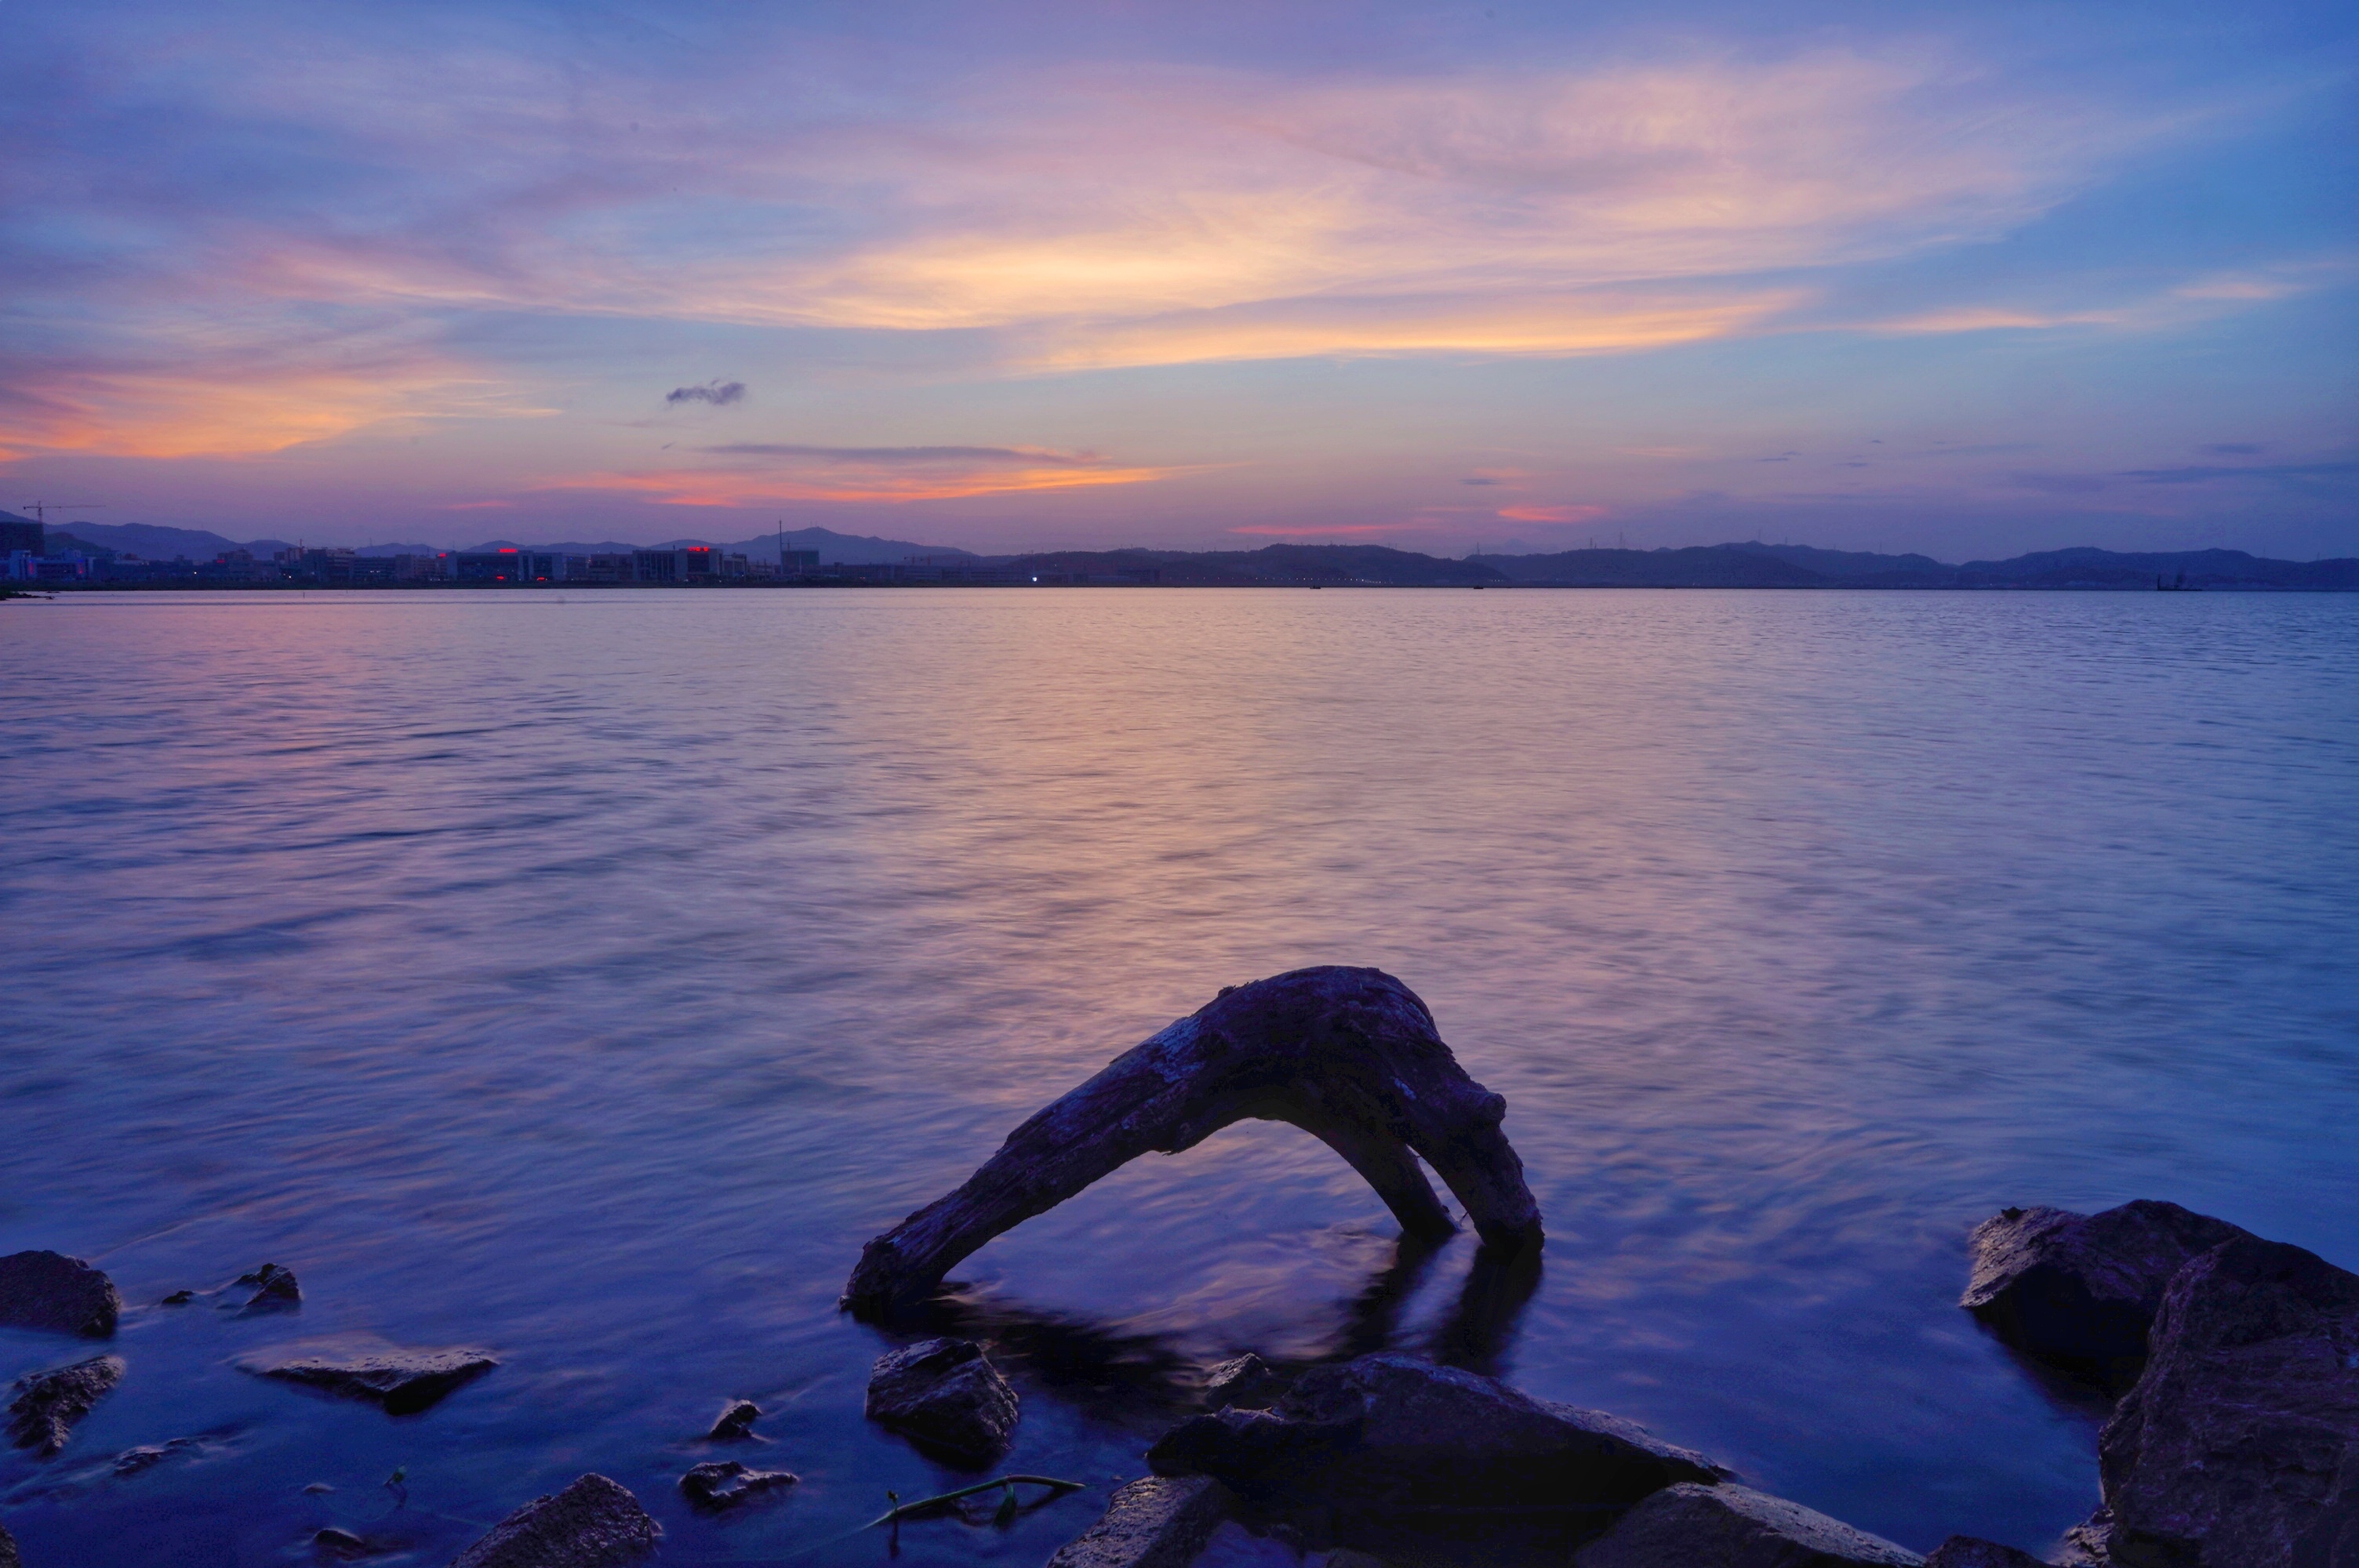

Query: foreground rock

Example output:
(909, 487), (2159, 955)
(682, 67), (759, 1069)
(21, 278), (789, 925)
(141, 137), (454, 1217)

(2090, 1234), (2359, 1567)
(843, 967), (1543, 1316)
(0, 1250), (120, 1338)
(1150, 1352), (1725, 1526)
(1921, 1538), (2047, 1568)
(1046, 1476), (1230, 1568)
(1203, 1354), (1284, 1410)
(678, 1459), (798, 1510)
(864, 1338), (1019, 1464)
(1961, 1200), (2246, 1390)
(0, 1516), (18, 1568)
(236, 1338), (497, 1414)
(1575, 1483), (1921, 1567)
(453, 1474), (660, 1568)
(234, 1262), (301, 1311)
(7, 1354), (126, 1456)
(707, 1398), (761, 1440)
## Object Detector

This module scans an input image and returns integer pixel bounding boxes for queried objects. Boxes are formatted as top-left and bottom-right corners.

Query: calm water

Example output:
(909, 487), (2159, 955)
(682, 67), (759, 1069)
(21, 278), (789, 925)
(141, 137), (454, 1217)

(3, 589), (2354, 1566)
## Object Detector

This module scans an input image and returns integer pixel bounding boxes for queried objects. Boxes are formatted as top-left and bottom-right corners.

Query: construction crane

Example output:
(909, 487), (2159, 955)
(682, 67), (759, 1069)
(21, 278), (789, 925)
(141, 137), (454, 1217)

(19, 502), (105, 524)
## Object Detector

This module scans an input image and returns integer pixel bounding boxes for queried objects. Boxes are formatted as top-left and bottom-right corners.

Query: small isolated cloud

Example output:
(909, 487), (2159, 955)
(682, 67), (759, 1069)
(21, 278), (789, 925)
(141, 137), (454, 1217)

(1498, 504), (1608, 523)
(667, 379), (747, 407)
(2201, 442), (2265, 456)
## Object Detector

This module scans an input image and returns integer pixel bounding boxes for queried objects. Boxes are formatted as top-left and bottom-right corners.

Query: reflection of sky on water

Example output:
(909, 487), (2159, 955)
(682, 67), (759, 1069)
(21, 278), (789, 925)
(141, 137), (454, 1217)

(2, 590), (2354, 1563)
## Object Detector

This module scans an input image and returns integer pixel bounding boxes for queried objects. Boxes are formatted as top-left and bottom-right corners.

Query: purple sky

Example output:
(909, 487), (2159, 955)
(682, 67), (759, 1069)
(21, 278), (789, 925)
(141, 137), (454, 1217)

(4, 1), (2354, 556)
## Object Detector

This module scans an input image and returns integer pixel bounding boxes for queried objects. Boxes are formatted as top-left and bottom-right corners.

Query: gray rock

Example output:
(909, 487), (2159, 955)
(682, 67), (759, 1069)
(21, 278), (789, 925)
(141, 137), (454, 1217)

(1921, 1537), (2048, 1568)
(864, 1338), (1019, 1464)
(236, 1338), (497, 1414)
(1575, 1483), (1922, 1567)
(451, 1474), (660, 1568)
(7, 1354), (126, 1456)
(1961, 1201), (2246, 1391)
(843, 967), (1543, 1317)
(234, 1262), (301, 1311)
(1205, 1354), (1283, 1410)
(1148, 1352), (1726, 1522)
(2091, 1234), (2359, 1568)
(0, 1250), (121, 1338)
(707, 1399), (761, 1440)
(678, 1459), (798, 1510)
(1046, 1475), (1231, 1568)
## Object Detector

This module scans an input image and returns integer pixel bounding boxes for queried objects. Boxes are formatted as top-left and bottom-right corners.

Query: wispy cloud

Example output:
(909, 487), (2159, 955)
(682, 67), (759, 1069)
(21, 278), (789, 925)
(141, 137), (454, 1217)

(541, 441), (1179, 505)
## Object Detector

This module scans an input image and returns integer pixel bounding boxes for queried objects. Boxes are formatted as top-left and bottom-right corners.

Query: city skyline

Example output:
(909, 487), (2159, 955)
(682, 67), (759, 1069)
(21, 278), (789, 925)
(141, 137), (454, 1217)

(4, 0), (2354, 558)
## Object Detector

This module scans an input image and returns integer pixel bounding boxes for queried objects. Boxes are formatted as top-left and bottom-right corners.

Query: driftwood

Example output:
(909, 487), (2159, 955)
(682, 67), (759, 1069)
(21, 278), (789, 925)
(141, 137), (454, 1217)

(842, 967), (1542, 1318)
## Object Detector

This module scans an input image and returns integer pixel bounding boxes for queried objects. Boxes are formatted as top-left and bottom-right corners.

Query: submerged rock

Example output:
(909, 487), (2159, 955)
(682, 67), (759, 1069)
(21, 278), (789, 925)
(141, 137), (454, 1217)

(0, 1250), (121, 1338)
(312, 1526), (373, 1559)
(1148, 1352), (1725, 1526)
(1961, 1200), (2246, 1390)
(237, 1338), (497, 1414)
(1045, 1475), (1230, 1568)
(707, 1399), (761, 1440)
(2090, 1234), (2359, 1568)
(234, 1263), (302, 1312)
(451, 1474), (660, 1568)
(678, 1459), (798, 1510)
(863, 1338), (1019, 1464)
(7, 1354), (126, 1456)
(1203, 1354), (1283, 1410)
(1574, 1483), (1922, 1567)
(112, 1436), (201, 1477)
(1921, 1537), (2047, 1568)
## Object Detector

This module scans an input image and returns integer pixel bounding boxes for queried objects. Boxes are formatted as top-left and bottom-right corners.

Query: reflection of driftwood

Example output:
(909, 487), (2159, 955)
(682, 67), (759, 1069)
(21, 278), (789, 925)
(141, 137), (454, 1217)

(843, 967), (1543, 1318)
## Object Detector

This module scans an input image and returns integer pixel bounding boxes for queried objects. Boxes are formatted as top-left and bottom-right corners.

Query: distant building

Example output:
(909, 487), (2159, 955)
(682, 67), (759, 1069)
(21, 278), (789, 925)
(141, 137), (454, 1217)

(780, 548), (820, 572)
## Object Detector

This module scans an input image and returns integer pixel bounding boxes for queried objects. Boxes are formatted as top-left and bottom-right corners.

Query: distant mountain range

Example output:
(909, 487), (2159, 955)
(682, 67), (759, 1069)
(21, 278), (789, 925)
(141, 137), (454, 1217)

(8, 517), (976, 566)
(9, 511), (2350, 588)
(994, 541), (2359, 590)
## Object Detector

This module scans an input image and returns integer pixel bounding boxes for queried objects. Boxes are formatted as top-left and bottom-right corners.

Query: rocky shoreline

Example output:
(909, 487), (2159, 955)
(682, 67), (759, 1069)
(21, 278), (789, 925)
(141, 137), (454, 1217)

(4, 969), (2354, 1566)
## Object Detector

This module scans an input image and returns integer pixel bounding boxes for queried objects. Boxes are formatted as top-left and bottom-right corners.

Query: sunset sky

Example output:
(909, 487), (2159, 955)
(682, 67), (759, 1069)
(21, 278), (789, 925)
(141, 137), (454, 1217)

(5, 0), (2353, 557)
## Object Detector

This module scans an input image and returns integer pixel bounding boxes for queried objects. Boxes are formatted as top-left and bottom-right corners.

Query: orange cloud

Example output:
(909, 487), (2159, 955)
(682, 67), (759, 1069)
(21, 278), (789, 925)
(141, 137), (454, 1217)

(1227, 521), (1423, 537)
(1497, 504), (1608, 523)
(543, 444), (1178, 506)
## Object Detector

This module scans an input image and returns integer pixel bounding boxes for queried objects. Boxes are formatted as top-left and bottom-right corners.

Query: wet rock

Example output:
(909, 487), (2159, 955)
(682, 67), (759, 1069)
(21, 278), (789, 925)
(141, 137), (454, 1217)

(235, 1263), (302, 1312)
(113, 1436), (201, 1476)
(1045, 1475), (1231, 1568)
(707, 1399), (761, 1440)
(313, 1526), (372, 1559)
(1575, 1483), (1922, 1567)
(237, 1338), (498, 1414)
(8, 1354), (126, 1456)
(1921, 1537), (2045, 1568)
(1148, 1352), (1725, 1524)
(863, 1338), (1019, 1464)
(1961, 1200), (2247, 1391)
(2089, 1234), (2359, 1568)
(1204, 1354), (1283, 1410)
(161, 1290), (196, 1306)
(0, 1517), (17, 1568)
(0, 1250), (121, 1338)
(843, 967), (1543, 1317)
(452, 1473), (660, 1568)
(678, 1459), (798, 1510)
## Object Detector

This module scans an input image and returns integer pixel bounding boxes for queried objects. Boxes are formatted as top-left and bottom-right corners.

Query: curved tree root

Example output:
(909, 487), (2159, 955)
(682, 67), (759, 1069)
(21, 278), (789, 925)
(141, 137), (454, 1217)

(842, 966), (1543, 1319)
